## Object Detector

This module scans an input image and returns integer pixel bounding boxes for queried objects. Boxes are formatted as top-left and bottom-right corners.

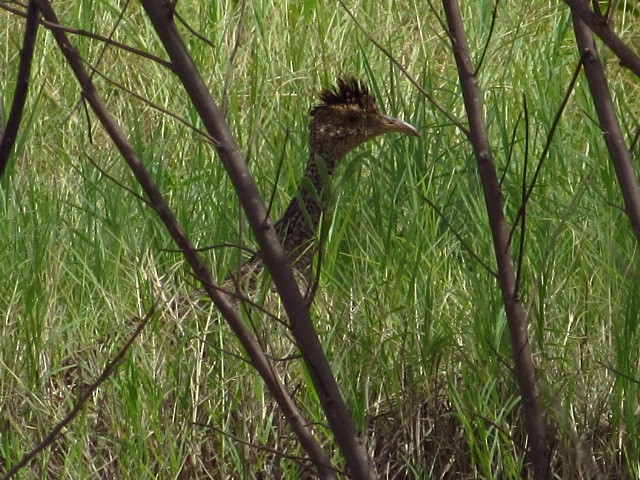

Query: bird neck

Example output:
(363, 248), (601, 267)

(301, 150), (340, 205)
(274, 150), (342, 262)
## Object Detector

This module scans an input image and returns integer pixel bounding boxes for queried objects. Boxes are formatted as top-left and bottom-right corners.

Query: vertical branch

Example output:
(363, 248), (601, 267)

(570, 0), (640, 244)
(514, 96), (530, 298)
(0, 0), (39, 179)
(440, 1), (551, 478)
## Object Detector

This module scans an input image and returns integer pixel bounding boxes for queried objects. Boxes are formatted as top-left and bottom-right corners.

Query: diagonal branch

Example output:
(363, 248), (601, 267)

(419, 192), (498, 277)
(139, 2), (377, 479)
(339, 0), (468, 137)
(0, 2), (174, 71)
(508, 57), (583, 250)
(32, 1), (337, 478)
(570, 0), (640, 245)
(563, 0), (640, 77)
(2, 307), (156, 480)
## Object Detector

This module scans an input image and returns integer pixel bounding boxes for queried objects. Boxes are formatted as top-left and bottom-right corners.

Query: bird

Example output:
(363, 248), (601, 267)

(182, 77), (419, 309)
(228, 78), (419, 296)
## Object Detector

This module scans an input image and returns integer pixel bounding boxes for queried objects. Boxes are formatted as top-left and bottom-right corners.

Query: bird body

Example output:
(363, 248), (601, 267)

(240, 78), (418, 285)
(188, 78), (419, 307)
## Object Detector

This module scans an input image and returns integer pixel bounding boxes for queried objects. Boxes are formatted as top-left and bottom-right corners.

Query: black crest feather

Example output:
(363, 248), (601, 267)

(311, 77), (377, 115)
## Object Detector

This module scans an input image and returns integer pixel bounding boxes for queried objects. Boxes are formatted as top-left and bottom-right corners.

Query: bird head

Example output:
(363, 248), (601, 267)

(309, 77), (419, 159)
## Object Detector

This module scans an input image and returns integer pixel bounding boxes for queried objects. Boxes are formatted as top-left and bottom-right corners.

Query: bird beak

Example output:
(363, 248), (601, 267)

(381, 115), (421, 137)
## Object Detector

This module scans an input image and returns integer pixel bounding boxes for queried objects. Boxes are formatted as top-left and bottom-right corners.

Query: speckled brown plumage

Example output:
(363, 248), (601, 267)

(228, 77), (419, 295)
(174, 79), (418, 314)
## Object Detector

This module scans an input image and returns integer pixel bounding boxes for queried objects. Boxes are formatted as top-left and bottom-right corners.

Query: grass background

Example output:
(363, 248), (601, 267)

(1, 0), (639, 478)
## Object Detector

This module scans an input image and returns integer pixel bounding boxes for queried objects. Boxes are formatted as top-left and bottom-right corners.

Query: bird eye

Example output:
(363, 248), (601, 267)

(346, 112), (359, 124)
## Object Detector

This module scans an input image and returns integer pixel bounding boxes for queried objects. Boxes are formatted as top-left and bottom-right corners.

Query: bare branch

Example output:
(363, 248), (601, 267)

(419, 192), (498, 277)
(192, 421), (340, 474)
(563, 0), (640, 77)
(571, 0), (640, 244)
(221, 0), (248, 115)
(139, 2), (376, 478)
(499, 107), (523, 186)
(524, 165), (596, 321)
(83, 59), (216, 145)
(82, 154), (154, 209)
(1, 306), (156, 480)
(86, 0), (131, 83)
(32, 1), (337, 478)
(474, 0), (500, 76)
(0, 0), (39, 179)
(441, 1), (551, 477)
(339, 0), (469, 138)
(508, 57), (584, 249)
(514, 96), (529, 298)
(0, 2), (175, 71)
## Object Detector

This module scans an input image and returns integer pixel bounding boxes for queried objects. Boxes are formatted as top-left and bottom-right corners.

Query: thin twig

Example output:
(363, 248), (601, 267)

(514, 95), (529, 298)
(221, 0), (247, 115)
(630, 124), (640, 159)
(82, 60), (216, 146)
(191, 421), (334, 470)
(474, 0), (500, 76)
(0, 2), (175, 71)
(419, 192), (498, 278)
(172, 8), (218, 49)
(524, 165), (596, 324)
(179, 269), (288, 327)
(594, 359), (640, 385)
(2, 307), (156, 480)
(161, 242), (256, 256)
(339, 0), (470, 138)
(83, 154), (154, 209)
(87, 0), (130, 83)
(265, 128), (290, 222)
(508, 56), (584, 250)
(499, 108), (524, 186)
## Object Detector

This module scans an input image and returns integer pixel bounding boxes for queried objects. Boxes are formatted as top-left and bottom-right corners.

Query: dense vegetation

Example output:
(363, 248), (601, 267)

(1, 1), (639, 478)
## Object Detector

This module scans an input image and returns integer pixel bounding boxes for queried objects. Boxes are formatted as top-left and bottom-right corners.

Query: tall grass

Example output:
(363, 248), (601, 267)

(1, 0), (639, 477)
